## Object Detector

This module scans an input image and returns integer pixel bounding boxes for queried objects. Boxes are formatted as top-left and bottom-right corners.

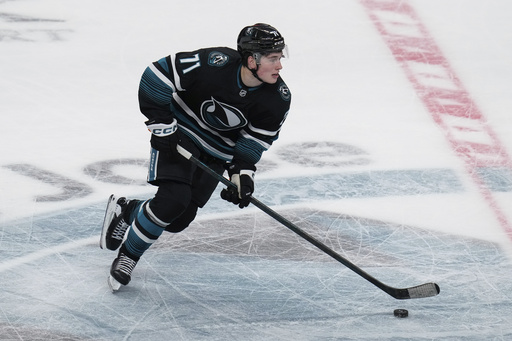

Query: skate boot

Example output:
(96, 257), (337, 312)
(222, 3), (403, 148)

(100, 195), (130, 251)
(108, 251), (138, 291)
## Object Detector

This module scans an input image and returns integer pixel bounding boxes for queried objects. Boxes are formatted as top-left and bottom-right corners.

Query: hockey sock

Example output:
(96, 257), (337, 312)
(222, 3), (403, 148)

(125, 199), (144, 225)
(123, 181), (192, 257)
(123, 201), (167, 258)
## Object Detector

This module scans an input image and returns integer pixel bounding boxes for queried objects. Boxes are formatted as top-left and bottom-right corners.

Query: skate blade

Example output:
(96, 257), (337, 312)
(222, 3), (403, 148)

(108, 275), (122, 292)
(100, 195), (117, 249)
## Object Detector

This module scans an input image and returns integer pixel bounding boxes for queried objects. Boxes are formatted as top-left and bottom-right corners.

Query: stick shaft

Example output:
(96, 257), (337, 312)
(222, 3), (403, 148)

(176, 145), (439, 299)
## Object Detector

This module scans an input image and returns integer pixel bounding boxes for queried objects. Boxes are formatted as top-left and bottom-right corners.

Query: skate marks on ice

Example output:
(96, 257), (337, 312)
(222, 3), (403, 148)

(1, 205), (512, 340)
(0, 323), (87, 341)
(152, 210), (512, 338)
(0, 2), (71, 42)
(275, 141), (371, 168)
(155, 210), (399, 266)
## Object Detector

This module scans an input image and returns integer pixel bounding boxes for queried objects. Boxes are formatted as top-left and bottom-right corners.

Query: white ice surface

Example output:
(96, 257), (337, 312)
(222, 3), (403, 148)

(1, 0), (512, 340)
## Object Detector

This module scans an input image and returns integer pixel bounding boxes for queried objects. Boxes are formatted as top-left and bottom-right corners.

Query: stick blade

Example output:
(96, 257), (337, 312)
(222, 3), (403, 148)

(393, 282), (440, 299)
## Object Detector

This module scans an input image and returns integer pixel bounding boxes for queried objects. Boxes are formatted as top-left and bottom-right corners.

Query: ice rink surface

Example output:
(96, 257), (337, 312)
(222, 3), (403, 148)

(1, 0), (512, 340)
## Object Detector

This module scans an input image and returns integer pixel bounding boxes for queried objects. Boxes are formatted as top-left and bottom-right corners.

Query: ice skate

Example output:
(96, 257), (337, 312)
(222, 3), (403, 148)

(100, 195), (130, 251)
(108, 252), (138, 292)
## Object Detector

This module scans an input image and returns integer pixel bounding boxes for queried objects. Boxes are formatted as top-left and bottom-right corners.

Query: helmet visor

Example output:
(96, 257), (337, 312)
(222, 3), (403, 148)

(253, 45), (289, 65)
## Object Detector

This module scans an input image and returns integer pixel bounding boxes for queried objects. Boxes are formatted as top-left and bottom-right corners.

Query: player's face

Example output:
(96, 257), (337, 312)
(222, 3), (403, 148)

(255, 52), (283, 84)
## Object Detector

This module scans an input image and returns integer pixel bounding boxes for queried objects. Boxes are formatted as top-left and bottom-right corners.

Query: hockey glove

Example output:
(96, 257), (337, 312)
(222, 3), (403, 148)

(146, 118), (180, 154)
(220, 161), (256, 209)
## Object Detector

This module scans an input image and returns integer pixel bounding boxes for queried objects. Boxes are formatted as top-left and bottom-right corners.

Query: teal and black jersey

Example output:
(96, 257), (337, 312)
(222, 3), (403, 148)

(138, 47), (291, 165)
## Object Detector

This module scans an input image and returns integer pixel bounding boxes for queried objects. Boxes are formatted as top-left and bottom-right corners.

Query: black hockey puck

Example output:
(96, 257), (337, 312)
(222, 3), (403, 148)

(393, 309), (408, 318)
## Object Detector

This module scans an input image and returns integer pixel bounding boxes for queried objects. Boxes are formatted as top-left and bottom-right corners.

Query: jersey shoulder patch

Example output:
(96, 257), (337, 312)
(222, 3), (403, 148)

(277, 82), (291, 101)
(208, 51), (230, 67)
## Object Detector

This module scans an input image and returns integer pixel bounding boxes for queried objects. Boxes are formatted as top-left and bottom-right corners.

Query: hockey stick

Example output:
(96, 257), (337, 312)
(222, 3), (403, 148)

(176, 145), (440, 300)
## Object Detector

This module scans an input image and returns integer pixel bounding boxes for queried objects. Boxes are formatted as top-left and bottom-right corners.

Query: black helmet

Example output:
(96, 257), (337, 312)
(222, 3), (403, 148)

(237, 23), (285, 56)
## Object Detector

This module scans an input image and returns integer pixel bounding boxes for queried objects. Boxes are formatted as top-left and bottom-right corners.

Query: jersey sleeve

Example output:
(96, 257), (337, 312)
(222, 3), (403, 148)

(138, 49), (215, 122)
(172, 49), (219, 91)
(234, 81), (291, 165)
(138, 56), (178, 123)
(234, 107), (290, 165)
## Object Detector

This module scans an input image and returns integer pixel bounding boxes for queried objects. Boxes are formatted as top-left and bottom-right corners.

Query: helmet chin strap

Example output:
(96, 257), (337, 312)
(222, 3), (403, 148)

(250, 65), (265, 83)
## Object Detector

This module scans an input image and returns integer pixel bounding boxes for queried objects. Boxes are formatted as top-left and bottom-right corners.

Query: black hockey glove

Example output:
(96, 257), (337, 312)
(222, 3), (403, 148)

(145, 118), (180, 155)
(220, 161), (256, 209)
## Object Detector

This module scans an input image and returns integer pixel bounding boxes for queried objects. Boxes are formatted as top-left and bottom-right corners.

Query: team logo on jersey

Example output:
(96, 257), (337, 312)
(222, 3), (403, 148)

(278, 83), (291, 101)
(208, 51), (229, 67)
(200, 97), (247, 131)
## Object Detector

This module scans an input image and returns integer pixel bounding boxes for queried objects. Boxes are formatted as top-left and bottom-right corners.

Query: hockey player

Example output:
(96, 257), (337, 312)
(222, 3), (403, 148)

(100, 23), (291, 290)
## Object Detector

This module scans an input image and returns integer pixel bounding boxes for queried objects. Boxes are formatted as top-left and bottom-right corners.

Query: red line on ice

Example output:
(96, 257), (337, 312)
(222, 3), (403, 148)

(360, 0), (512, 240)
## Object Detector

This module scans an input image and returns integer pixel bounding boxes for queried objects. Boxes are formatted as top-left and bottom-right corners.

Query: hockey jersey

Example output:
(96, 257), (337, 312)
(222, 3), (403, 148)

(138, 47), (291, 165)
